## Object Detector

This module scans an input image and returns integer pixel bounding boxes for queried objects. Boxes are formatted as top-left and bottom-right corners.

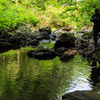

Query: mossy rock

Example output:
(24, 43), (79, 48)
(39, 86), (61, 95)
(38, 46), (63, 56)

(39, 26), (51, 34)
(54, 33), (75, 50)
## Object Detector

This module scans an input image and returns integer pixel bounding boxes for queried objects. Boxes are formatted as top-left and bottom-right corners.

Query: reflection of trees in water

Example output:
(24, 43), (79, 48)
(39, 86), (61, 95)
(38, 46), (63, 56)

(15, 56), (73, 100)
(0, 48), (91, 100)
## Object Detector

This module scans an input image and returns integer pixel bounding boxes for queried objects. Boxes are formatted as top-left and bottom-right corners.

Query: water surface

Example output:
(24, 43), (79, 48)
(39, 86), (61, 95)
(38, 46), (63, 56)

(0, 46), (92, 100)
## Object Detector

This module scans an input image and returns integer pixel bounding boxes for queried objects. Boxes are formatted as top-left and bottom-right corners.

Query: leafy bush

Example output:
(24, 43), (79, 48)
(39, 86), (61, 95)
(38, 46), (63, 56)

(0, 1), (40, 30)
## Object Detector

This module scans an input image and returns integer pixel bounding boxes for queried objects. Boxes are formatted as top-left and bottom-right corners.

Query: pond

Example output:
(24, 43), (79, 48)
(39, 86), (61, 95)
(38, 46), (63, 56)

(0, 42), (93, 100)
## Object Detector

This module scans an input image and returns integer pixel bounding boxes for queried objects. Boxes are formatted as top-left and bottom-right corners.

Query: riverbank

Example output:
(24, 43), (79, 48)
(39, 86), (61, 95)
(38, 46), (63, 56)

(0, 25), (100, 100)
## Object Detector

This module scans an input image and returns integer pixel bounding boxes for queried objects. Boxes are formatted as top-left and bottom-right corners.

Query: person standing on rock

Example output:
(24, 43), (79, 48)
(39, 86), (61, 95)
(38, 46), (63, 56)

(90, 7), (100, 48)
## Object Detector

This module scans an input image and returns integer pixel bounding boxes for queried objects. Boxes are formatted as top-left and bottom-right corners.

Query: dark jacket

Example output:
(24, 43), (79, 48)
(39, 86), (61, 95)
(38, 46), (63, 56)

(90, 13), (100, 27)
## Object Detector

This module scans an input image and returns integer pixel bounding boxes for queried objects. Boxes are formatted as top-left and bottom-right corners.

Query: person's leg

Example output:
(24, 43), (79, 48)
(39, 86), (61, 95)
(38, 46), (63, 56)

(94, 29), (98, 48)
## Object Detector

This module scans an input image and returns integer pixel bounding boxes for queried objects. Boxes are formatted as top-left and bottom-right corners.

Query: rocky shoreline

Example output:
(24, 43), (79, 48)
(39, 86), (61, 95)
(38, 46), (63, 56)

(0, 26), (100, 100)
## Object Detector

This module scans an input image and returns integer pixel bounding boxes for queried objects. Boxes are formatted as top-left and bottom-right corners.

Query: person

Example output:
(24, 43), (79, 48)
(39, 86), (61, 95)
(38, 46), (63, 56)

(90, 7), (100, 48)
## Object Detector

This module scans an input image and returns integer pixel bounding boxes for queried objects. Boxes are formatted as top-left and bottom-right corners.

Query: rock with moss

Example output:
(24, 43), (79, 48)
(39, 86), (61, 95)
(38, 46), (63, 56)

(54, 33), (75, 51)
(27, 49), (57, 60)
(0, 42), (12, 48)
(36, 31), (50, 40)
(39, 26), (51, 34)
(8, 36), (21, 45)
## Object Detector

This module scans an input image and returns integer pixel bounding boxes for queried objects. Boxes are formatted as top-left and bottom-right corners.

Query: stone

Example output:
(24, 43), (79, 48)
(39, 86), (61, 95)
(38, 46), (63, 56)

(26, 38), (32, 42)
(62, 91), (92, 100)
(39, 26), (51, 34)
(27, 49), (57, 60)
(14, 32), (24, 36)
(8, 36), (21, 45)
(49, 33), (56, 40)
(36, 31), (50, 40)
(56, 47), (68, 53)
(40, 31), (50, 39)
(53, 30), (62, 37)
(60, 49), (76, 62)
(28, 39), (39, 46)
(54, 33), (75, 51)
(0, 42), (12, 48)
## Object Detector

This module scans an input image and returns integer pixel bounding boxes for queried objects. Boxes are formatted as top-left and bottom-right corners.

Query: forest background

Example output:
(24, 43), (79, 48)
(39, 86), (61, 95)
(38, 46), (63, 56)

(1, 0), (100, 32)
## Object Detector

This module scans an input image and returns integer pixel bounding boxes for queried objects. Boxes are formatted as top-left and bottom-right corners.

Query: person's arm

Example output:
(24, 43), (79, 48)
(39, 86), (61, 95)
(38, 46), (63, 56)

(90, 15), (96, 22)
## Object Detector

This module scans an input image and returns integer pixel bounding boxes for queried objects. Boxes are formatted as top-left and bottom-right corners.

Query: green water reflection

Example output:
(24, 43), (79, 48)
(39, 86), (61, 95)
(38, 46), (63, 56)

(0, 47), (91, 100)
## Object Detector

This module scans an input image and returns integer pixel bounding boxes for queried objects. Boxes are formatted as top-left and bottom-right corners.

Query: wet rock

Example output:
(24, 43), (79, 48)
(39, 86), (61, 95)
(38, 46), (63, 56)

(0, 31), (12, 39)
(8, 36), (21, 45)
(32, 29), (41, 36)
(40, 31), (50, 39)
(56, 47), (68, 53)
(27, 49), (57, 60)
(39, 26), (51, 34)
(26, 38), (32, 42)
(28, 39), (39, 46)
(24, 31), (31, 35)
(54, 33), (75, 51)
(14, 32), (24, 36)
(37, 46), (44, 49)
(53, 30), (62, 37)
(0, 42), (12, 48)
(36, 31), (50, 40)
(62, 91), (92, 100)
(29, 34), (36, 39)
(0, 39), (6, 42)
(60, 49), (76, 62)
(49, 33), (56, 40)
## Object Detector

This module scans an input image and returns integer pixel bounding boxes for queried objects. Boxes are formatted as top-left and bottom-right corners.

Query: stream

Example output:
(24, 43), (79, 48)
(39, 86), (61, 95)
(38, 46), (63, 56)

(0, 41), (93, 100)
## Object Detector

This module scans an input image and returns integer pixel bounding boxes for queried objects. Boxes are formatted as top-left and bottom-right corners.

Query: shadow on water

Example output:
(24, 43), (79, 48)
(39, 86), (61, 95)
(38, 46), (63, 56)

(0, 46), (93, 100)
(88, 61), (100, 87)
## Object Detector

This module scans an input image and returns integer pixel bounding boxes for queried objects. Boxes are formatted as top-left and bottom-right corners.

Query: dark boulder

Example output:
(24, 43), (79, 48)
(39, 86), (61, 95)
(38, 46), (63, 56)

(0, 42), (12, 49)
(8, 36), (21, 45)
(62, 91), (92, 100)
(28, 39), (39, 46)
(54, 33), (75, 51)
(36, 31), (50, 40)
(27, 49), (57, 60)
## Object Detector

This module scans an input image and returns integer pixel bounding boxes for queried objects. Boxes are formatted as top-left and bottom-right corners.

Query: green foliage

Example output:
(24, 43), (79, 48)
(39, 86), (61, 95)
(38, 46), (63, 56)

(1, 0), (100, 30)
(0, 1), (40, 29)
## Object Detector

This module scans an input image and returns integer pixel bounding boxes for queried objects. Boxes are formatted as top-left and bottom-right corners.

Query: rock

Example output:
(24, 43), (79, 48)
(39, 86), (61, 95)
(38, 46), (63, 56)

(14, 32), (28, 40)
(56, 47), (68, 53)
(0, 39), (6, 42)
(60, 49), (76, 62)
(0, 42), (12, 48)
(26, 38), (32, 42)
(0, 31), (12, 39)
(54, 33), (75, 51)
(32, 29), (41, 36)
(62, 91), (92, 100)
(24, 31), (31, 35)
(28, 39), (39, 46)
(20, 35), (28, 40)
(49, 33), (56, 40)
(37, 46), (44, 49)
(40, 31), (50, 39)
(27, 49), (57, 60)
(39, 26), (51, 34)
(14, 32), (24, 36)
(36, 31), (50, 40)
(8, 36), (21, 45)
(29, 34), (36, 39)
(53, 30), (62, 37)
